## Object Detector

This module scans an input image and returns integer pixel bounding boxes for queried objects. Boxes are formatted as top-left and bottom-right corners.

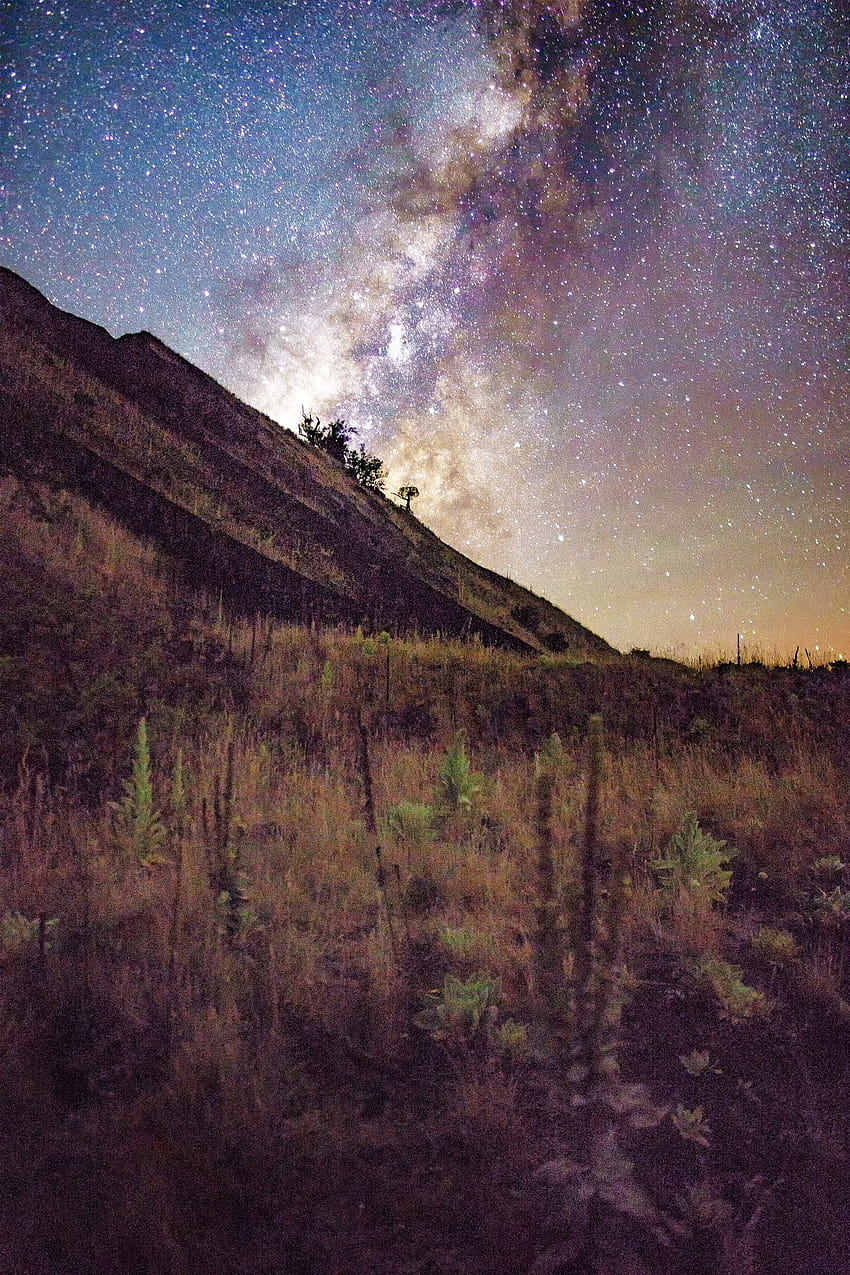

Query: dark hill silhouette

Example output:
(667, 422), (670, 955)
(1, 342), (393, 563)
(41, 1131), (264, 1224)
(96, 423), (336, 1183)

(0, 267), (616, 656)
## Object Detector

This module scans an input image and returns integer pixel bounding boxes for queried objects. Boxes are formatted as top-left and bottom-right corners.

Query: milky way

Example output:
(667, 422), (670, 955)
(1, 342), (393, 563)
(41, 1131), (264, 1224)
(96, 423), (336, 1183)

(3, 0), (848, 655)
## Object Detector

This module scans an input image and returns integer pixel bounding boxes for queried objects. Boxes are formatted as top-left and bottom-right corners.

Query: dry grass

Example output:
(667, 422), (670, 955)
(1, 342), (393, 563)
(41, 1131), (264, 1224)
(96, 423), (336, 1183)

(1, 479), (850, 1273)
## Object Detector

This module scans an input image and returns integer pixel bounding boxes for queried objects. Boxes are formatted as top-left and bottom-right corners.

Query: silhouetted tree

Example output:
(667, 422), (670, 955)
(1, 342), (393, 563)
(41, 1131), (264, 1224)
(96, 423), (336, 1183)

(346, 443), (386, 491)
(397, 484), (419, 513)
(297, 410), (353, 464)
(297, 409), (386, 491)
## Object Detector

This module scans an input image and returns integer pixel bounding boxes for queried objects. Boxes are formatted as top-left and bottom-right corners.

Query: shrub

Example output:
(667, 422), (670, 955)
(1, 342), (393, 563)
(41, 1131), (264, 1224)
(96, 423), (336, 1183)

(297, 410), (386, 489)
(345, 442), (386, 491)
(653, 812), (735, 904)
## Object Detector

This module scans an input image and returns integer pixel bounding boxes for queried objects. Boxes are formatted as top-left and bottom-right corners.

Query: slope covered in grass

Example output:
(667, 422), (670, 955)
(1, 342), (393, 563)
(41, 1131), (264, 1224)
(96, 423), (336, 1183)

(1, 478), (849, 1274)
(0, 266), (616, 657)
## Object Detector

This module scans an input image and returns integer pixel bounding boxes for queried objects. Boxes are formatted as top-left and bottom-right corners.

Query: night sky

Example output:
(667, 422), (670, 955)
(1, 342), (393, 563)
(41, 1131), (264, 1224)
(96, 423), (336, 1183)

(3, 0), (848, 656)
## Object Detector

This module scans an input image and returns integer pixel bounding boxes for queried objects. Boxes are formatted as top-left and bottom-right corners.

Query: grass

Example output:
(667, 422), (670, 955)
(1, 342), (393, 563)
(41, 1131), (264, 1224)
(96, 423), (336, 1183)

(1, 478), (850, 1273)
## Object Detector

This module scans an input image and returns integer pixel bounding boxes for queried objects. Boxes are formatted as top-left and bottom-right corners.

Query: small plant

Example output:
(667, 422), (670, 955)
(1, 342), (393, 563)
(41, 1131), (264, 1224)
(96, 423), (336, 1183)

(752, 926), (799, 965)
(671, 1104), (712, 1147)
(536, 730), (565, 771)
(113, 716), (166, 867)
(437, 737), (484, 813)
(696, 958), (765, 1019)
(215, 884), (263, 944)
(319, 659), (335, 692)
(496, 1018), (528, 1055)
(811, 855), (846, 879)
(397, 484), (419, 513)
(438, 925), (479, 961)
(809, 886), (850, 927)
(652, 812), (735, 903)
(679, 1048), (722, 1077)
(169, 749), (188, 836)
(413, 971), (501, 1045)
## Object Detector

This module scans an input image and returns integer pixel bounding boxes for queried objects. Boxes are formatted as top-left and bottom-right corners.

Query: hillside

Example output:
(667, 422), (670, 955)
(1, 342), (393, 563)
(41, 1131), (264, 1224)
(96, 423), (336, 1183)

(0, 267), (615, 658)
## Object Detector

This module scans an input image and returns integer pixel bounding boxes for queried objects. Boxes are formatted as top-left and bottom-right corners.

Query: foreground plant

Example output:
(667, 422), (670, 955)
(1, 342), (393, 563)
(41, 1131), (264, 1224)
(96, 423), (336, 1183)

(413, 971), (501, 1046)
(437, 736), (483, 813)
(652, 812), (735, 904)
(696, 958), (765, 1019)
(671, 1104), (712, 1147)
(0, 911), (58, 956)
(531, 716), (670, 1275)
(113, 716), (166, 867)
(752, 927), (798, 966)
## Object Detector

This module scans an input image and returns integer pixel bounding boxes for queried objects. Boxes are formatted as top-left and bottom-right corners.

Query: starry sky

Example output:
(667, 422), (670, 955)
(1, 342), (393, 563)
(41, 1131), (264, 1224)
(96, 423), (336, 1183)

(3, 0), (848, 656)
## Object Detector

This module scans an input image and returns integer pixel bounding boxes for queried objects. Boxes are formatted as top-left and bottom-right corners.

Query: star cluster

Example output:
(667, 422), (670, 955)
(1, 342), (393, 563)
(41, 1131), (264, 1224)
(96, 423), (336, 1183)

(3, 0), (848, 655)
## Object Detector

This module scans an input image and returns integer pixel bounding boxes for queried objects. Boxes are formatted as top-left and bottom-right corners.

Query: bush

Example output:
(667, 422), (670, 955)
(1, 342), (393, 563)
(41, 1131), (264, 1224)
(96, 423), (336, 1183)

(653, 812), (735, 904)
(297, 410), (386, 490)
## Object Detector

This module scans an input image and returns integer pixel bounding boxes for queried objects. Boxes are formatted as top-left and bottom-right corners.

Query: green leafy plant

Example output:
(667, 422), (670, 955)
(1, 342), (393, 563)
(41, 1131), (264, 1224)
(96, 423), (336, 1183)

(696, 958), (765, 1019)
(679, 1048), (722, 1077)
(113, 716), (166, 867)
(671, 1104), (712, 1147)
(413, 971), (501, 1044)
(652, 812), (735, 903)
(437, 737), (483, 813)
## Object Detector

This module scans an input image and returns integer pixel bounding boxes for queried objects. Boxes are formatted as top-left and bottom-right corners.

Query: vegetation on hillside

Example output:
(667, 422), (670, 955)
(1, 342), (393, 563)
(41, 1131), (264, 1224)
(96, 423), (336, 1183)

(0, 272), (625, 656)
(1, 478), (849, 1274)
(297, 410), (387, 491)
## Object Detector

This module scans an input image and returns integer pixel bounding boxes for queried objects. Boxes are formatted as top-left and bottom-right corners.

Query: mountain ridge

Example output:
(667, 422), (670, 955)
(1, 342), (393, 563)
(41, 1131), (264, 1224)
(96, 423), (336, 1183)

(0, 266), (617, 657)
